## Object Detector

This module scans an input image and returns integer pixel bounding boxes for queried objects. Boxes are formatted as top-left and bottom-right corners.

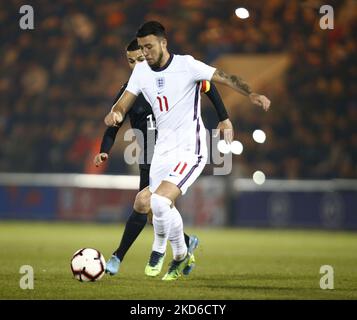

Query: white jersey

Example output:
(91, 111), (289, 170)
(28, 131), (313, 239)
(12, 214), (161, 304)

(126, 54), (216, 157)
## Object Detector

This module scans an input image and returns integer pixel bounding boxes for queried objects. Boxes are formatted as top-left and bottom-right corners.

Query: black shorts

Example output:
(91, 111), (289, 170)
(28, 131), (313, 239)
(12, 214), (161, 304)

(139, 165), (150, 191)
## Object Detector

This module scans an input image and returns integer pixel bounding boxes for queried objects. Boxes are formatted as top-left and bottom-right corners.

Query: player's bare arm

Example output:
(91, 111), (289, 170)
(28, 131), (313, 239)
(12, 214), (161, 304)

(211, 69), (271, 111)
(104, 90), (137, 127)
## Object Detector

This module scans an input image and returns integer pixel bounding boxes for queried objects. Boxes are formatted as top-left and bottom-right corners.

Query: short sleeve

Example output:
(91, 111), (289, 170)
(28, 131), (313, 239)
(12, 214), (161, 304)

(185, 55), (216, 82)
(126, 64), (141, 96)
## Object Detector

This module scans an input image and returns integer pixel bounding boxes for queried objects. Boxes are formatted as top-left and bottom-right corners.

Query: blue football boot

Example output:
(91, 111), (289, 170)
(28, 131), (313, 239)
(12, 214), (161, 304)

(182, 235), (199, 276)
(105, 255), (121, 276)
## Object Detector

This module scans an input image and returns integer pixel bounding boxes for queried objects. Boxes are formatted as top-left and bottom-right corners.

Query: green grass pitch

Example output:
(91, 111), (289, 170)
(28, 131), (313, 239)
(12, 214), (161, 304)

(0, 221), (356, 300)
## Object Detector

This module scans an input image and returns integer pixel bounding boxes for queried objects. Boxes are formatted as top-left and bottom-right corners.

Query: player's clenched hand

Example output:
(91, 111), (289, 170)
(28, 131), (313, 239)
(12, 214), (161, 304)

(104, 111), (123, 127)
(94, 153), (108, 167)
(249, 93), (271, 111)
(216, 119), (234, 144)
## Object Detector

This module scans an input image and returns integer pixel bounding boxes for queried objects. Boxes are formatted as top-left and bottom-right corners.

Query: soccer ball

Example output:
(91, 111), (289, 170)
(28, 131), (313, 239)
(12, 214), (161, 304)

(70, 248), (106, 282)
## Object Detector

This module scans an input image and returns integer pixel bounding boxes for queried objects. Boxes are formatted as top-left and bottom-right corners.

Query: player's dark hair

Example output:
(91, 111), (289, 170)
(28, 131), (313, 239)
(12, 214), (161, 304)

(136, 21), (166, 38)
(126, 39), (140, 51)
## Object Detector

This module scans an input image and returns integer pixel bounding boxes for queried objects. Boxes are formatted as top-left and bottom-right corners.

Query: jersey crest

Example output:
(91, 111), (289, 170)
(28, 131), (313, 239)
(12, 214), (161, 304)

(156, 77), (165, 92)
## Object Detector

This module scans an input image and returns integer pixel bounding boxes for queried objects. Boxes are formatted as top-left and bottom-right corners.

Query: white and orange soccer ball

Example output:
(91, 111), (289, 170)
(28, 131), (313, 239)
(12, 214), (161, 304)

(70, 248), (106, 282)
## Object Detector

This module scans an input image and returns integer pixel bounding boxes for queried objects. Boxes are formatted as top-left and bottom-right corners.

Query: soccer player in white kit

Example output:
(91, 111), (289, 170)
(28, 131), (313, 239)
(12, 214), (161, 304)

(104, 21), (271, 280)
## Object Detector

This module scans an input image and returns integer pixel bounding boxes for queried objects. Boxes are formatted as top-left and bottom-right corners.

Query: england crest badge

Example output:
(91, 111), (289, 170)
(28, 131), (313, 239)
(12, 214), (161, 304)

(156, 77), (165, 92)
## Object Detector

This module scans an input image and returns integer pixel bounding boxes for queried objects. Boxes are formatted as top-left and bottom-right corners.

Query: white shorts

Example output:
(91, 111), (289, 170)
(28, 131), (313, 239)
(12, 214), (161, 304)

(149, 151), (207, 195)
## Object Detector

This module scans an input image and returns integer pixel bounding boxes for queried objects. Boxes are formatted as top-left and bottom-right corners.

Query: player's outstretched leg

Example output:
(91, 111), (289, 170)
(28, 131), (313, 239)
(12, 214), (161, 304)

(106, 188), (150, 276)
(106, 210), (147, 276)
(183, 235), (199, 275)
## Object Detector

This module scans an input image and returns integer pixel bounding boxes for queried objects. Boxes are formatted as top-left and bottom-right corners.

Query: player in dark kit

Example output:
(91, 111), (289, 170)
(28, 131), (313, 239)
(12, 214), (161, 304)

(94, 39), (233, 276)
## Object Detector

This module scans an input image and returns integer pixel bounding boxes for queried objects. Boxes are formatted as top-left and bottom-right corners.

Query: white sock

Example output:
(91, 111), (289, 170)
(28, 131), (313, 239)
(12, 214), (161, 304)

(151, 193), (173, 254)
(168, 207), (187, 261)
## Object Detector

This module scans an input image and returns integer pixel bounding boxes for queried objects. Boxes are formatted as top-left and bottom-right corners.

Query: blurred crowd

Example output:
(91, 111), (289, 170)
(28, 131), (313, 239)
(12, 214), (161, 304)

(0, 0), (356, 178)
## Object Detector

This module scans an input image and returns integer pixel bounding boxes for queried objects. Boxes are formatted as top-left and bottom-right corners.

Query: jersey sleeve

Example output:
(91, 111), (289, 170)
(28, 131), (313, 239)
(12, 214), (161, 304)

(186, 55), (216, 82)
(126, 64), (141, 96)
(204, 82), (229, 121)
(100, 126), (120, 154)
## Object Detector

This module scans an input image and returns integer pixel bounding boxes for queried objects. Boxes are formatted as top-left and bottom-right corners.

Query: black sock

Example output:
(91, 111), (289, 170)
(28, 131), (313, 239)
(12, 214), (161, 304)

(184, 233), (190, 248)
(114, 210), (147, 262)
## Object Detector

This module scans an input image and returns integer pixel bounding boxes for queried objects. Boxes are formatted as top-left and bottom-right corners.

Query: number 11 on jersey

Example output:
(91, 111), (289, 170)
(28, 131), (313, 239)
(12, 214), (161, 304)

(157, 96), (169, 112)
